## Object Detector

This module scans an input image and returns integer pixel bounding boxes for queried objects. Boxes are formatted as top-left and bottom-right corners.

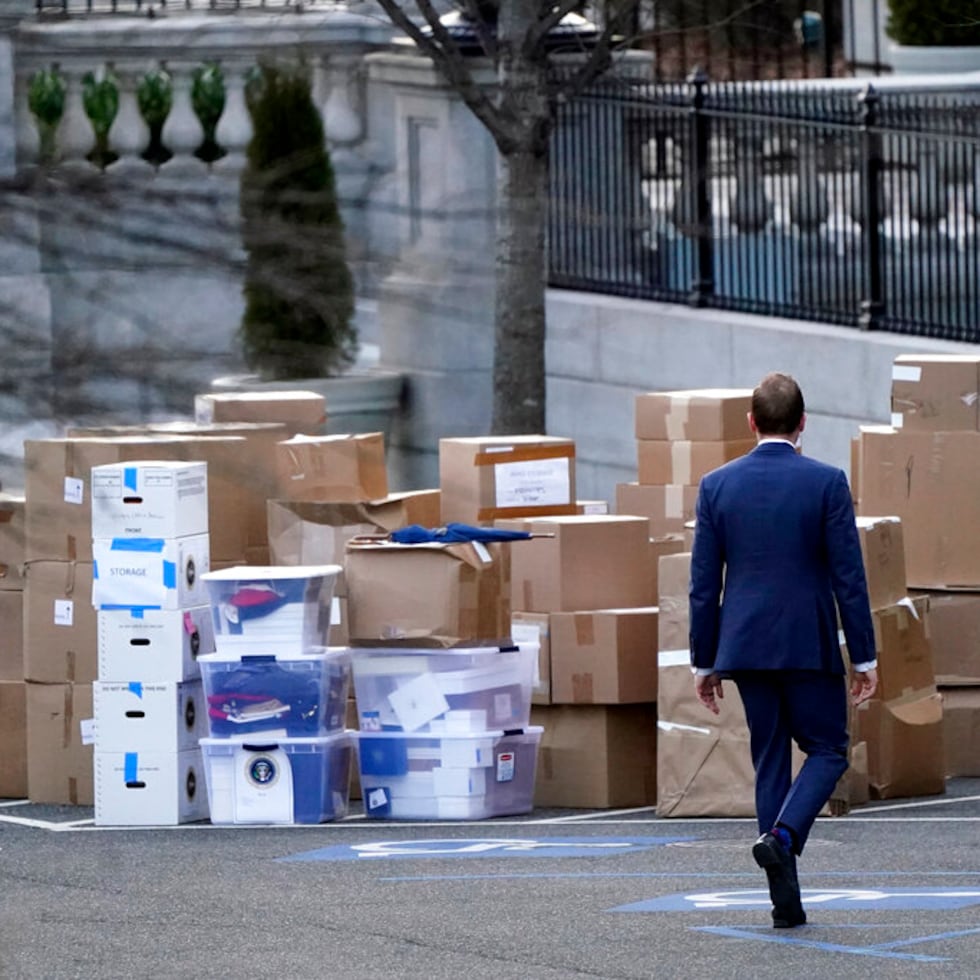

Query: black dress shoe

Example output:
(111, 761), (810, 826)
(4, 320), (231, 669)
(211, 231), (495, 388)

(752, 832), (806, 928)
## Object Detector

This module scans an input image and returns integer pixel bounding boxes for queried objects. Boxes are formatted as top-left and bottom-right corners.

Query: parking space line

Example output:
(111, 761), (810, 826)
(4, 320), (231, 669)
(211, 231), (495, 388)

(691, 925), (950, 962)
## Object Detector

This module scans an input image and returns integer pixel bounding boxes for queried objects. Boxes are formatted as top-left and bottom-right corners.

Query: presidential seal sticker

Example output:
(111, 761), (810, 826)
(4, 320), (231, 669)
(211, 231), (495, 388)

(246, 754), (280, 788)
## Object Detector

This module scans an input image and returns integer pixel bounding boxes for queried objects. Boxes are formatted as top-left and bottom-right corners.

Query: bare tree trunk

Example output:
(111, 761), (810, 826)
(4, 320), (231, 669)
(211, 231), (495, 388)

(491, 142), (548, 433)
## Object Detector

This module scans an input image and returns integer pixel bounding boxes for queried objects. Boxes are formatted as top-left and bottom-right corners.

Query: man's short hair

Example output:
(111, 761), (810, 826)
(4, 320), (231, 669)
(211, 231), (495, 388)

(751, 372), (804, 435)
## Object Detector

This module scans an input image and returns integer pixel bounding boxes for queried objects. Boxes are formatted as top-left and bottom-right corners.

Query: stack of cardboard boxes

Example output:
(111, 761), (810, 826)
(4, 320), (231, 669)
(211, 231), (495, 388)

(90, 461), (213, 825)
(0, 492), (27, 799)
(431, 434), (658, 809)
(854, 354), (980, 792)
(617, 389), (755, 538)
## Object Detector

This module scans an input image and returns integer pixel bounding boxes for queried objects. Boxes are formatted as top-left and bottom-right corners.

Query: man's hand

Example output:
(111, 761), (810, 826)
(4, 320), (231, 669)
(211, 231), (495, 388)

(695, 672), (723, 715)
(851, 667), (878, 706)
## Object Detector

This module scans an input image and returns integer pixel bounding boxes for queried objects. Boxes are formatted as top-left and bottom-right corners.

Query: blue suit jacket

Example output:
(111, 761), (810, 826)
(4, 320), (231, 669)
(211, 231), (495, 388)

(689, 441), (875, 674)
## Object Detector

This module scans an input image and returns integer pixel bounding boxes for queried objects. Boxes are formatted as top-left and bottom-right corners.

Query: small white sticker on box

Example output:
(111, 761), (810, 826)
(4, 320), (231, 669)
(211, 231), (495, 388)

(892, 365), (922, 382)
(79, 718), (95, 746)
(64, 477), (84, 505)
(53, 599), (74, 627)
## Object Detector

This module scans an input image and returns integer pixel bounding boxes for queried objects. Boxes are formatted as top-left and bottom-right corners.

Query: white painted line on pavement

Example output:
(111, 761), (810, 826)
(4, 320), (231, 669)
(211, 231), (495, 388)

(530, 806), (658, 823)
(845, 794), (980, 814)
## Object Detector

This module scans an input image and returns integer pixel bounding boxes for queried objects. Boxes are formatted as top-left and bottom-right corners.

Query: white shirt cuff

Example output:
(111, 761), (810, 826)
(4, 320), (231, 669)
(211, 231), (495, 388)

(693, 667), (714, 676)
(852, 660), (877, 673)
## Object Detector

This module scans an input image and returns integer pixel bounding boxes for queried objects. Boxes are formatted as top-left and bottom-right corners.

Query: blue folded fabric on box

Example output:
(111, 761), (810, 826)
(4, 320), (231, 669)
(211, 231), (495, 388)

(389, 523), (534, 544)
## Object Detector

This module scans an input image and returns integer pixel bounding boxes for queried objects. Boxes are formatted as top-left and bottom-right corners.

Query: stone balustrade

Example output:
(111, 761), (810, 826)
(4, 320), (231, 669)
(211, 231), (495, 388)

(8, 7), (393, 174)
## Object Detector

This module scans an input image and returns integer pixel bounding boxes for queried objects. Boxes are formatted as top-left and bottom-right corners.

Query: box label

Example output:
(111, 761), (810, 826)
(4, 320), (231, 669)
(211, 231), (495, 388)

(494, 457), (570, 508)
(496, 750), (515, 783)
(54, 599), (74, 627)
(64, 477), (84, 505)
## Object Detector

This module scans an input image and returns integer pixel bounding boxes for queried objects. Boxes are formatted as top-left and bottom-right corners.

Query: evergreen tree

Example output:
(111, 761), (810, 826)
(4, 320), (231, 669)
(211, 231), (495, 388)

(239, 61), (357, 380)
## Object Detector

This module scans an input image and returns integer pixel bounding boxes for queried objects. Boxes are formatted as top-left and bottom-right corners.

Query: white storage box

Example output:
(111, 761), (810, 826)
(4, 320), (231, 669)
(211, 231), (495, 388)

(349, 644), (537, 733)
(200, 732), (353, 825)
(98, 605), (215, 682)
(94, 748), (209, 826)
(198, 647), (350, 738)
(93, 679), (208, 752)
(91, 460), (208, 540)
(355, 727), (542, 820)
(92, 534), (210, 610)
(201, 564), (341, 654)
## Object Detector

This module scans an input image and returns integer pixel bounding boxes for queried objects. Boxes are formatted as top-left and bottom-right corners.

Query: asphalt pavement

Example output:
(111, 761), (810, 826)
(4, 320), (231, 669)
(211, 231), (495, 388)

(3, 780), (980, 980)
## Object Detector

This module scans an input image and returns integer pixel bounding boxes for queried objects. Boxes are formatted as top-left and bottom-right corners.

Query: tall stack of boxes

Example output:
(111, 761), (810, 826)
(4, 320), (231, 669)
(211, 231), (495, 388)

(0, 492), (28, 799)
(854, 353), (980, 792)
(90, 461), (213, 825)
(196, 563), (352, 825)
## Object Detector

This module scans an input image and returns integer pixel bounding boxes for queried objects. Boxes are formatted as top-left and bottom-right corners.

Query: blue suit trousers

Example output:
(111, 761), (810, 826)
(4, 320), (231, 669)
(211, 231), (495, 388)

(733, 670), (849, 855)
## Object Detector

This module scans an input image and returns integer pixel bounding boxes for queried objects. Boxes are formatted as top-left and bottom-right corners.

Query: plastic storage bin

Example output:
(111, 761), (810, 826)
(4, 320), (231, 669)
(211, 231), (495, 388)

(348, 644), (537, 734)
(200, 731), (353, 824)
(198, 647), (350, 737)
(200, 564), (341, 654)
(355, 726), (542, 820)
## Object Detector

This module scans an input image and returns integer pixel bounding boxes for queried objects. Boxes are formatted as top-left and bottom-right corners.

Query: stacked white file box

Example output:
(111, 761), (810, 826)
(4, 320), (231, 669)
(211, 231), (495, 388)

(90, 460), (214, 826)
(197, 564), (353, 824)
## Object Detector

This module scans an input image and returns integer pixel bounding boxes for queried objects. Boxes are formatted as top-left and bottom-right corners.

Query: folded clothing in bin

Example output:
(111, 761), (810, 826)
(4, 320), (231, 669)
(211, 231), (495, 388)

(355, 726), (542, 820)
(199, 648), (350, 737)
(201, 732), (353, 824)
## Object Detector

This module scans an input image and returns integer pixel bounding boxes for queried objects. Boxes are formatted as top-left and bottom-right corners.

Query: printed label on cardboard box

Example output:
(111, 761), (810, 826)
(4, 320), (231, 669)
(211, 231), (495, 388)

(494, 458), (570, 508)
(64, 478), (84, 505)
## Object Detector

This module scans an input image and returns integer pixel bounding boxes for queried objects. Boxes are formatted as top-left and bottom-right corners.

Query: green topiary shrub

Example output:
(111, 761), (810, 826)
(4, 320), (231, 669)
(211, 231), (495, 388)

(239, 60), (357, 380)
(886, 0), (980, 46)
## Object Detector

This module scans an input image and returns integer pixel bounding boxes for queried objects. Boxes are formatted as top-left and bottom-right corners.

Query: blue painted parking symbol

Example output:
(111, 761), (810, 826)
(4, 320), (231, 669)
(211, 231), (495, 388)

(611, 887), (980, 913)
(281, 835), (694, 862)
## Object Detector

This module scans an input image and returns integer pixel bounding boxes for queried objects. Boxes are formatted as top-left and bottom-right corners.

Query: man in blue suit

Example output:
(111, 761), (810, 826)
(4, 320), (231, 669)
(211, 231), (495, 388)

(689, 372), (878, 929)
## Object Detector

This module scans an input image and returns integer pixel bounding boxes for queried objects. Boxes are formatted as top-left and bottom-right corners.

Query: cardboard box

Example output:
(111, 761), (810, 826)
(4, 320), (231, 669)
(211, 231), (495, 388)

(549, 608), (658, 704)
(90, 461), (209, 540)
(0, 680), (28, 798)
(530, 703), (658, 808)
(497, 515), (654, 613)
(0, 492), (26, 591)
(635, 389), (752, 441)
(94, 748), (208, 826)
(871, 596), (936, 702)
(511, 611), (552, 704)
(616, 482), (699, 538)
(0, 590), (23, 681)
(939, 687), (980, 777)
(266, 490), (442, 593)
(856, 516), (907, 612)
(891, 354), (980, 432)
(98, 605), (214, 683)
(91, 533), (211, 611)
(857, 691), (945, 799)
(912, 590), (980, 685)
(26, 681), (94, 805)
(439, 436), (577, 525)
(194, 390), (326, 434)
(636, 438), (755, 486)
(25, 435), (249, 564)
(275, 432), (389, 502)
(651, 535), (687, 603)
(857, 428), (980, 589)
(93, 680), (208, 753)
(345, 540), (511, 647)
(24, 561), (97, 684)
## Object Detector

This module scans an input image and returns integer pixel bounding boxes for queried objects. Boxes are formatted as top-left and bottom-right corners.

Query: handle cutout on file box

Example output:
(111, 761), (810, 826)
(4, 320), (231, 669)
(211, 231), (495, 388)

(122, 496), (144, 505)
(130, 638), (150, 647)
(124, 710), (146, 719)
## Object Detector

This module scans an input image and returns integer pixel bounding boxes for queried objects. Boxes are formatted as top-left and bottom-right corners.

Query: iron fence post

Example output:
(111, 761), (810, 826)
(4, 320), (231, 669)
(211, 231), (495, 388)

(857, 83), (884, 330)
(687, 66), (713, 308)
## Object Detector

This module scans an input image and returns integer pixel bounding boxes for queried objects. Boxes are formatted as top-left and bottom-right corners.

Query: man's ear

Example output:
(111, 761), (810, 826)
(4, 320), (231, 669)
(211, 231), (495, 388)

(747, 411), (758, 434)
(798, 413), (807, 434)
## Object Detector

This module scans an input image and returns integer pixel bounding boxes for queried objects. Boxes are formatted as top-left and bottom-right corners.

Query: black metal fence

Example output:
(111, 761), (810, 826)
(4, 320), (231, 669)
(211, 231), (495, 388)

(548, 74), (980, 340)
